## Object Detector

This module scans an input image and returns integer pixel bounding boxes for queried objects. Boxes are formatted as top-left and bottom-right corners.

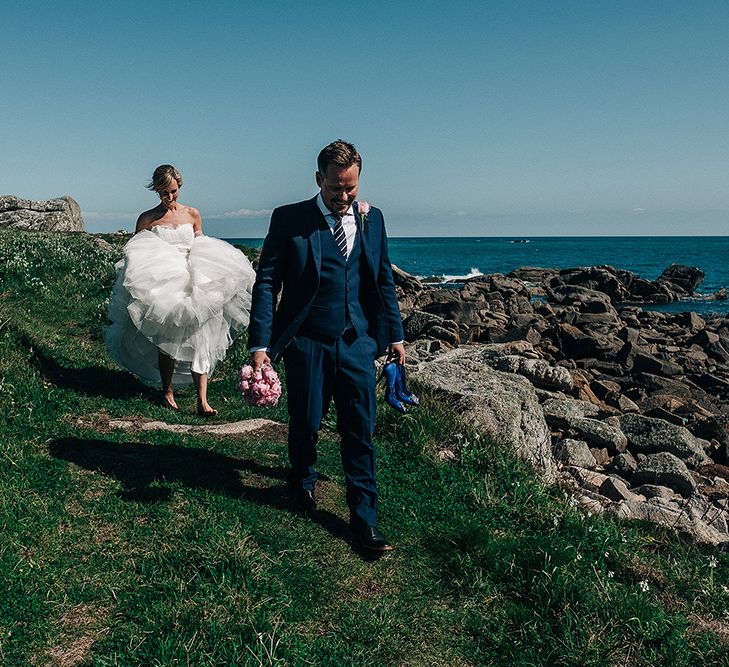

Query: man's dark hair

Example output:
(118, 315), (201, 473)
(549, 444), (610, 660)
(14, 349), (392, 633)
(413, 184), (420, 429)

(317, 140), (362, 175)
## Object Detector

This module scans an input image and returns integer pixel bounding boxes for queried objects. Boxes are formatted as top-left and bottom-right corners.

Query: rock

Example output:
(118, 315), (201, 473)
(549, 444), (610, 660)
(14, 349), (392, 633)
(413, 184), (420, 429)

(486, 355), (574, 392)
(429, 325), (461, 346)
(643, 406), (687, 427)
(508, 267), (557, 283)
(391, 264), (424, 295)
(573, 490), (607, 514)
(570, 417), (628, 453)
(0, 195), (84, 232)
(631, 484), (677, 500)
(555, 439), (597, 468)
(574, 311), (621, 327)
(564, 466), (610, 492)
(548, 266), (630, 304)
(695, 463), (729, 484)
(607, 498), (727, 546)
(556, 323), (601, 359)
(679, 312), (705, 331)
(599, 477), (646, 502)
(697, 475), (729, 502)
(607, 451), (639, 480)
(424, 299), (484, 326)
(657, 264), (705, 295)
(688, 330), (729, 363)
(616, 394), (641, 413)
(408, 346), (556, 482)
(547, 284), (613, 309)
(619, 413), (712, 467)
(683, 494), (729, 535)
(541, 397), (601, 429)
(632, 352), (684, 377)
(631, 452), (696, 497)
(590, 447), (611, 466)
(590, 379), (621, 400)
(402, 310), (461, 346)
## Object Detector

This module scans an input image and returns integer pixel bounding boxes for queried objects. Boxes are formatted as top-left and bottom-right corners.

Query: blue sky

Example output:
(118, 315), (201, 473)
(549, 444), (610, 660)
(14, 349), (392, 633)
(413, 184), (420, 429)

(2, 1), (728, 236)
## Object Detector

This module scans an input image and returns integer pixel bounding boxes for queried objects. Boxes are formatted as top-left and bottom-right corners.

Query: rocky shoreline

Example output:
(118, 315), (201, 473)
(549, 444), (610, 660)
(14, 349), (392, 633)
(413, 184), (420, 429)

(397, 262), (729, 546)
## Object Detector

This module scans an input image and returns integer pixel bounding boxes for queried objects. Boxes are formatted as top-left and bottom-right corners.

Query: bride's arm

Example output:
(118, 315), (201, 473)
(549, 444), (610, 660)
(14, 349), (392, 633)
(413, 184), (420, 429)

(190, 207), (203, 236)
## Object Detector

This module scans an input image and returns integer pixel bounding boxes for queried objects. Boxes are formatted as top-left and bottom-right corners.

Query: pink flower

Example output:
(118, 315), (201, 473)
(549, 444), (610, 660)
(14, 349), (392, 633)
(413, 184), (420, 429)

(237, 364), (282, 407)
(358, 200), (371, 216)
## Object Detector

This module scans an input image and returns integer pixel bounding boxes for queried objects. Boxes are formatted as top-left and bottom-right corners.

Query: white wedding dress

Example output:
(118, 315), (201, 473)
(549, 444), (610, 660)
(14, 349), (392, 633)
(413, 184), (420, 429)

(104, 223), (255, 386)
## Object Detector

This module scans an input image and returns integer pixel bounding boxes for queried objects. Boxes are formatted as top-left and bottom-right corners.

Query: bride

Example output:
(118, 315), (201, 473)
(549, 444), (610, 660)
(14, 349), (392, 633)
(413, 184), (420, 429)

(104, 164), (255, 415)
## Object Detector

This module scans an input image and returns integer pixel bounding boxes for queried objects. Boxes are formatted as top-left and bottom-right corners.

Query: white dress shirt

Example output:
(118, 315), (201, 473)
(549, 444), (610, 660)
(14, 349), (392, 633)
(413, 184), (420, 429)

(316, 194), (357, 256)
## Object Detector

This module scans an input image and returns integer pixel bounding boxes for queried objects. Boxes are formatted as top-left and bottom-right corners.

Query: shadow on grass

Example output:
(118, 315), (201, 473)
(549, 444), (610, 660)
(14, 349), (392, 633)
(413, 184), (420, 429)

(49, 436), (354, 546)
(32, 343), (150, 399)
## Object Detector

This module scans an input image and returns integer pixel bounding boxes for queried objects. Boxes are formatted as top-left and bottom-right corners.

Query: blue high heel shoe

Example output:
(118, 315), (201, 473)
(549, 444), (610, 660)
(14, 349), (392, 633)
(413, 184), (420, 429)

(395, 363), (420, 406)
(381, 361), (407, 413)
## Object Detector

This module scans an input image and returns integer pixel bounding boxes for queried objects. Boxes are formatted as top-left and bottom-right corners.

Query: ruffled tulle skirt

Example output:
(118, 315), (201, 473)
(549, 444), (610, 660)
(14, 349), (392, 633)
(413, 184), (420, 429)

(104, 231), (255, 386)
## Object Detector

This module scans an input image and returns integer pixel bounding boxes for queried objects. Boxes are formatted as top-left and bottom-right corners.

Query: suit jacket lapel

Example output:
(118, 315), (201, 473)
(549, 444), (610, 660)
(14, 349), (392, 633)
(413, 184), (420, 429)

(307, 196), (328, 278)
(354, 202), (375, 272)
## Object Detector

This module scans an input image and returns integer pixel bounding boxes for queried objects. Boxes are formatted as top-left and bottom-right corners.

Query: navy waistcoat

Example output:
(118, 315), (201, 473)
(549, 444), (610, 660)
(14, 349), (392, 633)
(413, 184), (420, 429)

(299, 226), (368, 340)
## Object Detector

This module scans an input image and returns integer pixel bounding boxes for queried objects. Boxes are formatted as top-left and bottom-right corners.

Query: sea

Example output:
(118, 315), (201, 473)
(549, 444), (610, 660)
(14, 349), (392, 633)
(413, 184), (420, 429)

(224, 236), (729, 318)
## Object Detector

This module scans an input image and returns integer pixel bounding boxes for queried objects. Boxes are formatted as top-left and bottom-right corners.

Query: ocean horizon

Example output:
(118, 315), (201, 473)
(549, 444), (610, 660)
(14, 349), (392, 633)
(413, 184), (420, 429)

(223, 235), (729, 317)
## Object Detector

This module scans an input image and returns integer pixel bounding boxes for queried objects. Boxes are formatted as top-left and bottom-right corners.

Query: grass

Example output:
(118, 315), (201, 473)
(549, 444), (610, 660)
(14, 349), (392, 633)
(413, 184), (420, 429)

(1, 227), (729, 666)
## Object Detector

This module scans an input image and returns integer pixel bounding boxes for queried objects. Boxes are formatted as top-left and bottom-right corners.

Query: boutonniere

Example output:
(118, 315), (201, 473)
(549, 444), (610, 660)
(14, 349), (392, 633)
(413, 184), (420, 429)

(357, 200), (371, 232)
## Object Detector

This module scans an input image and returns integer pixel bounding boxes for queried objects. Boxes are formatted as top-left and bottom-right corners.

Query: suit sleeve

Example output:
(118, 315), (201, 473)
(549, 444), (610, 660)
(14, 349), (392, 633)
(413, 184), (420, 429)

(248, 209), (286, 350)
(376, 211), (405, 343)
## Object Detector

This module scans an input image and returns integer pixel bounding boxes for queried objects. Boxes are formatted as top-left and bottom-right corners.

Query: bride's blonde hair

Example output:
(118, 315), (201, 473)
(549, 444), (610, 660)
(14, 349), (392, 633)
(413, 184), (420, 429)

(147, 164), (183, 192)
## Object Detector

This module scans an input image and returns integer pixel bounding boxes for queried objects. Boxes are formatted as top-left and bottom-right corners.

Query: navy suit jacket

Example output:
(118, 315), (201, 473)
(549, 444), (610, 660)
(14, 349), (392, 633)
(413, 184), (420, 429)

(248, 196), (404, 362)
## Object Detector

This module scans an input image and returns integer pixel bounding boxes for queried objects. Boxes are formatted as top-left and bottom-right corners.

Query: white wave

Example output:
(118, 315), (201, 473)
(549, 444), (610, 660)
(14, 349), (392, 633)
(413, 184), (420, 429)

(419, 267), (483, 284)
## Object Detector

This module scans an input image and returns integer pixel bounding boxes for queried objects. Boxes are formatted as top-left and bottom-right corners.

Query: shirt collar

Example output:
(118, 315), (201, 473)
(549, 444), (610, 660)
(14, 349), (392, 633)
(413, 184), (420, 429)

(316, 193), (354, 223)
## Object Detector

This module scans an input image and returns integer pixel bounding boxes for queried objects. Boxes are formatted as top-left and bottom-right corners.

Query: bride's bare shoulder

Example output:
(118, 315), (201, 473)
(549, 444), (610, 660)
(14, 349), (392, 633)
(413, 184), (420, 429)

(183, 205), (201, 219)
(135, 207), (162, 232)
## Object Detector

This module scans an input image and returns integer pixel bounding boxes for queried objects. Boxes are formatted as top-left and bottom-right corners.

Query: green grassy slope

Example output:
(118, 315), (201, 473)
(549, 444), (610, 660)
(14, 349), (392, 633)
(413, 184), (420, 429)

(0, 229), (728, 666)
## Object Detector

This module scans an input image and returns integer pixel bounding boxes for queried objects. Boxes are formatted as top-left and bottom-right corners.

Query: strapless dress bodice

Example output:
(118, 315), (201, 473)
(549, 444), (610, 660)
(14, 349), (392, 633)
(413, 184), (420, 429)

(151, 223), (195, 250)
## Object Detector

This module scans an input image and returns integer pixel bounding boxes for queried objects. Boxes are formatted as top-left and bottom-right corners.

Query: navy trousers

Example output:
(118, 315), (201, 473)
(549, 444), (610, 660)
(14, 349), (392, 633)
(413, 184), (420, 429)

(283, 331), (378, 528)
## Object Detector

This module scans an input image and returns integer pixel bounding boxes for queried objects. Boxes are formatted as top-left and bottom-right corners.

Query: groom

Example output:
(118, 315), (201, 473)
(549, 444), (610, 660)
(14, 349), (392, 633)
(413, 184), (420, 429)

(248, 140), (405, 551)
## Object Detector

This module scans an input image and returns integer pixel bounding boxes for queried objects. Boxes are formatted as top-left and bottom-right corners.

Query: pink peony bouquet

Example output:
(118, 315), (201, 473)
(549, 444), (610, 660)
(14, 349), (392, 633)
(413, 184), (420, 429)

(237, 364), (282, 407)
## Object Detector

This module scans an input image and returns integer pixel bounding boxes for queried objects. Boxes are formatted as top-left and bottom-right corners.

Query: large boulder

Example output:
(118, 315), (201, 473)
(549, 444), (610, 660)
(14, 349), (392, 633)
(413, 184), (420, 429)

(630, 452), (696, 497)
(542, 396), (601, 428)
(569, 417), (628, 453)
(0, 195), (84, 231)
(657, 264), (705, 296)
(486, 355), (574, 393)
(607, 497), (727, 546)
(547, 266), (630, 304)
(619, 413), (711, 467)
(391, 264), (424, 296)
(408, 346), (556, 482)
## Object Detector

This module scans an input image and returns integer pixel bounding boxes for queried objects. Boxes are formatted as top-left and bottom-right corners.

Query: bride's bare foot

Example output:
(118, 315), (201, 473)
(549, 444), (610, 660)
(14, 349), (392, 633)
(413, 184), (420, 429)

(197, 401), (218, 417)
(162, 393), (178, 411)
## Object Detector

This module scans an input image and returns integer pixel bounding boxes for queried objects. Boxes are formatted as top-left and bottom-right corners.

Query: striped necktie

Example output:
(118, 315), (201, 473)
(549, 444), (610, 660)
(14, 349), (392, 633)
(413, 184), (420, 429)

(332, 216), (348, 259)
